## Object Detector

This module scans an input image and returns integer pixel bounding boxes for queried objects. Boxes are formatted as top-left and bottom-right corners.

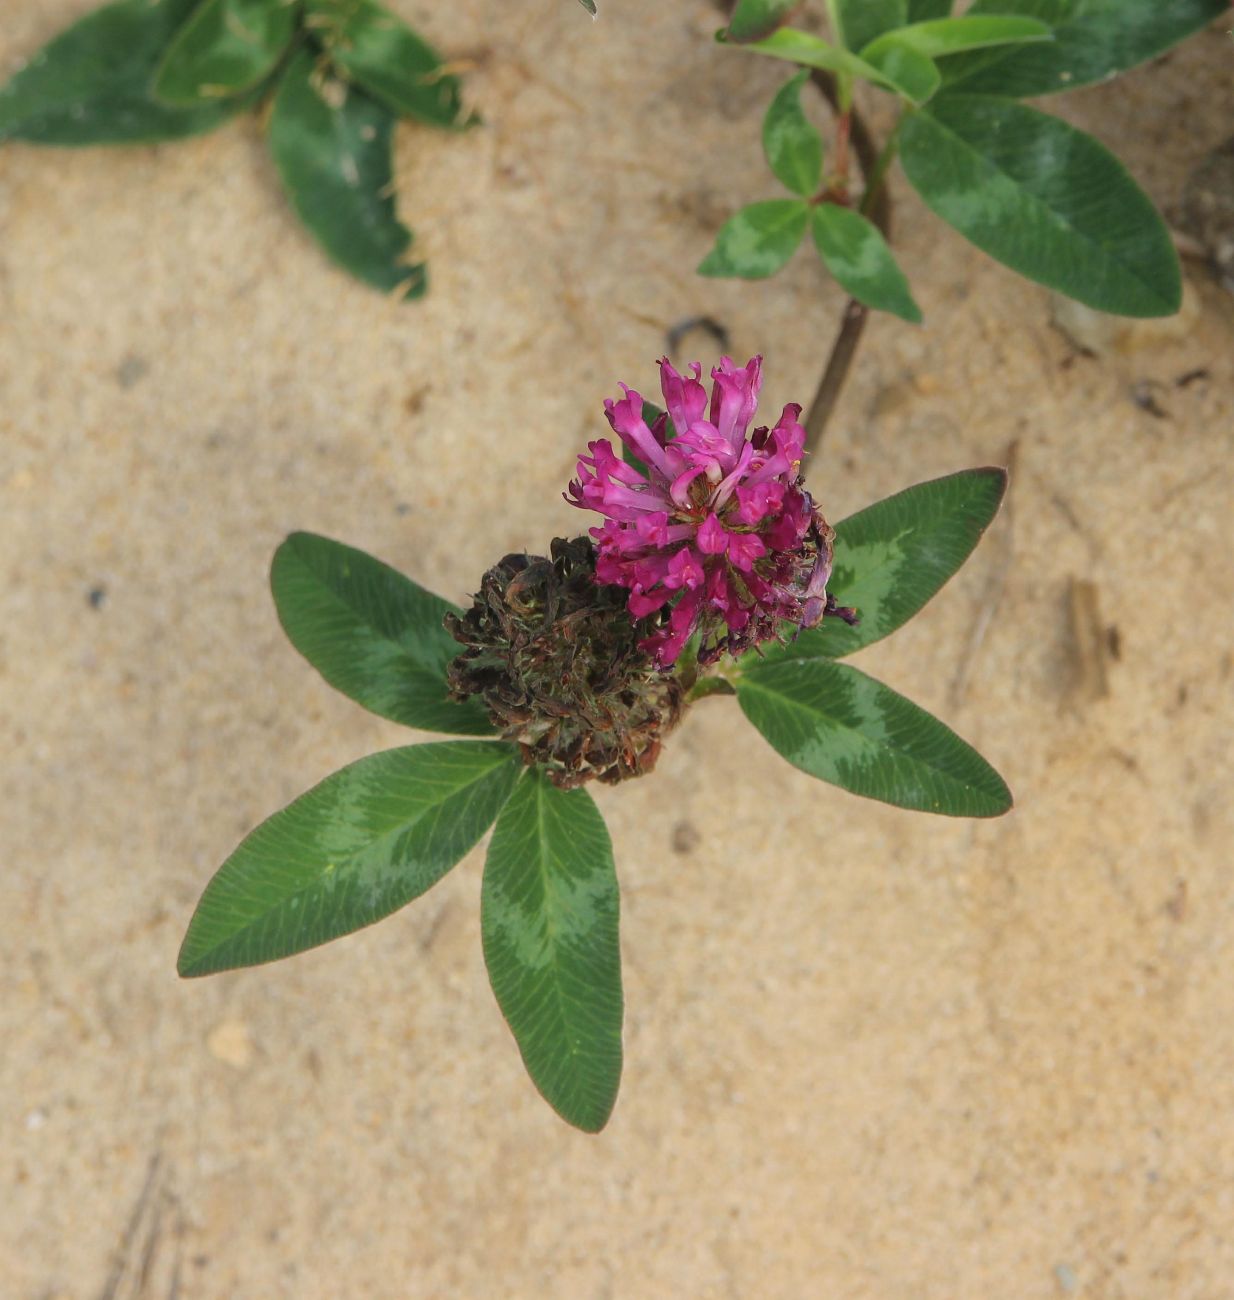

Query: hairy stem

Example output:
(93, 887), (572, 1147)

(802, 72), (898, 459)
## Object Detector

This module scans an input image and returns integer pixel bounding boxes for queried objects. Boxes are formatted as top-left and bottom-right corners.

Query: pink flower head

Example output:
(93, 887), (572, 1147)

(567, 356), (856, 667)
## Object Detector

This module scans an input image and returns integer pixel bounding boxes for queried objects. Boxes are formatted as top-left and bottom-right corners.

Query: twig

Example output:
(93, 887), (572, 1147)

(948, 440), (1019, 709)
(98, 1151), (163, 1300)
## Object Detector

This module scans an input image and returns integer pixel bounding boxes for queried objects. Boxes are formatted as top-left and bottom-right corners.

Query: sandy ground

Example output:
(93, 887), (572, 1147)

(3, 2), (1234, 1297)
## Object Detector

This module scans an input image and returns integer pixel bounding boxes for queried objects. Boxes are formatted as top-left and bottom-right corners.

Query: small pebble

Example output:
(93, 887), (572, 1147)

(115, 354), (150, 389)
(207, 1019), (254, 1070)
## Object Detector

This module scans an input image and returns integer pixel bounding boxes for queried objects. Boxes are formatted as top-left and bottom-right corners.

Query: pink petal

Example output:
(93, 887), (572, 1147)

(604, 386), (672, 478)
(669, 465), (707, 509)
(708, 355), (762, 451)
(726, 530), (767, 573)
(710, 440), (755, 510)
(695, 512), (728, 556)
(657, 358), (707, 435)
(628, 587), (675, 617)
(665, 546), (705, 590)
(732, 481), (784, 525)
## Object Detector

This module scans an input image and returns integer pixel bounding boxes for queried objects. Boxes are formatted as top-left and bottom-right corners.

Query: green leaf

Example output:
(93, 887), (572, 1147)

(698, 199), (809, 279)
(0, 0), (256, 144)
(270, 531), (494, 736)
(757, 467), (1007, 661)
(737, 659), (1012, 816)
(939, 0), (1229, 98)
(268, 49), (426, 298)
(908, 0), (953, 18)
(577, 0), (598, 12)
(762, 72), (824, 197)
(861, 15), (1051, 61)
(482, 768), (623, 1133)
(732, 27), (939, 104)
(811, 204), (922, 322)
(860, 40), (942, 104)
(153, 0), (296, 106)
(727, 0), (801, 43)
(178, 741), (522, 976)
(834, 0), (907, 53)
(900, 96), (1180, 317)
(305, 0), (471, 129)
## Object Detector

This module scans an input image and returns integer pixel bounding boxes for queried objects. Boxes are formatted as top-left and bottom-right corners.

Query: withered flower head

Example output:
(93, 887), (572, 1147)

(444, 536), (683, 789)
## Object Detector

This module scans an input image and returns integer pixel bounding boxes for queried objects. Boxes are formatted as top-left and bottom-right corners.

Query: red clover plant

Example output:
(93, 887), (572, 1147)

(177, 352), (1012, 1131)
(8, 0), (1219, 1129)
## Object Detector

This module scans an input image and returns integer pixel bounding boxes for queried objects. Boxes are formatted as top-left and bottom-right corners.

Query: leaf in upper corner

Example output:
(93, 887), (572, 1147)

(267, 49), (426, 297)
(153, 0), (296, 106)
(482, 768), (623, 1132)
(860, 14), (1052, 63)
(698, 199), (809, 279)
(730, 27), (940, 105)
(762, 71), (824, 197)
(859, 39), (941, 103)
(0, 0), (256, 144)
(810, 203), (922, 322)
(833, 0), (907, 53)
(900, 96), (1181, 317)
(737, 658), (1012, 816)
(938, 0), (1229, 99)
(178, 741), (522, 976)
(726, 0), (802, 44)
(270, 531), (494, 735)
(305, 0), (472, 129)
(908, 0), (953, 18)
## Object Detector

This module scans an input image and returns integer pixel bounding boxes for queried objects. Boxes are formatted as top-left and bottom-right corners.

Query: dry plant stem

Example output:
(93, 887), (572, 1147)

(803, 71), (893, 458)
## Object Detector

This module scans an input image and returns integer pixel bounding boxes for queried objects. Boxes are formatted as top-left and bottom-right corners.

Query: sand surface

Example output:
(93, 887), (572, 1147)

(4, 3), (1234, 1296)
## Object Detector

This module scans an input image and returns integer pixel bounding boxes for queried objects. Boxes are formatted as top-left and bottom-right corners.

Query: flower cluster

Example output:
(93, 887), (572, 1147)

(568, 355), (854, 666)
